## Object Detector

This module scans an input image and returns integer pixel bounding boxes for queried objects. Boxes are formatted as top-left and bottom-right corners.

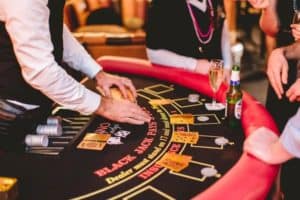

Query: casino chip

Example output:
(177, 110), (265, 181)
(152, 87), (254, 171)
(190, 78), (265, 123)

(46, 116), (62, 126)
(188, 94), (200, 103)
(201, 167), (218, 177)
(36, 124), (63, 136)
(214, 137), (229, 146)
(25, 134), (49, 147)
(197, 116), (209, 122)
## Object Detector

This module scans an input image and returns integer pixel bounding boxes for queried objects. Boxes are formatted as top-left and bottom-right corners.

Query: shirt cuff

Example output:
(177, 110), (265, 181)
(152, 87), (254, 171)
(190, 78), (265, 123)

(280, 119), (300, 158)
(84, 59), (102, 79)
(78, 90), (101, 115)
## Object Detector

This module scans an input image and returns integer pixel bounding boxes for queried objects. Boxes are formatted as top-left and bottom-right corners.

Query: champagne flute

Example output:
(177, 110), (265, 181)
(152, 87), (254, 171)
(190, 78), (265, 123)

(293, 10), (300, 24)
(207, 59), (224, 110)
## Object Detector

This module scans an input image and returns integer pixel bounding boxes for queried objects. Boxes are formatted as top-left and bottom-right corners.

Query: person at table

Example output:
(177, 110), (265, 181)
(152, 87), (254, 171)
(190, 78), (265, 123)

(243, 112), (299, 199)
(248, 1), (300, 199)
(145, 0), (232, 81)
(248, 0), (299, 132)
(243, 39), (300, 200)
(0, 0), (150, 125)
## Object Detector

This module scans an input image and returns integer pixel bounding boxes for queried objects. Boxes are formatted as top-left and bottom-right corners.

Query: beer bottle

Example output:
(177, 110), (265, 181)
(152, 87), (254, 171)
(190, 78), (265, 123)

(225, 62), (243, 128)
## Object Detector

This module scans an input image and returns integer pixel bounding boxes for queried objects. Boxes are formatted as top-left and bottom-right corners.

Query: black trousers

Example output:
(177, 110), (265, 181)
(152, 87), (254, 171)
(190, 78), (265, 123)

(265, 62), (300, 200)
(281, 159), (300, 200)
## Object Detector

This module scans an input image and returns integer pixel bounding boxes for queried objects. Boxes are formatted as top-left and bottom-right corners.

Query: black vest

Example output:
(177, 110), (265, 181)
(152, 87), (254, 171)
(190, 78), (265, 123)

(146, 0), (224, 61)
(0, 0), (66, 106)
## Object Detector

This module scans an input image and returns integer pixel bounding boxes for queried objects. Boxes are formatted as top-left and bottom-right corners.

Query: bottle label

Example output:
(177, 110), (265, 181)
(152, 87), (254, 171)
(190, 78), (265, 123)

(234, 99), (242, 119)
(231, 71), (240, 82)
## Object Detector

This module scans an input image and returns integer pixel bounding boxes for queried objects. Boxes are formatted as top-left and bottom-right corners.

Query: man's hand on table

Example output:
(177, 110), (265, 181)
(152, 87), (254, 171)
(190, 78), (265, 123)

(95, 71), (137, 100)
(94, 71), (151, 125)
(95, 97), (151, 125)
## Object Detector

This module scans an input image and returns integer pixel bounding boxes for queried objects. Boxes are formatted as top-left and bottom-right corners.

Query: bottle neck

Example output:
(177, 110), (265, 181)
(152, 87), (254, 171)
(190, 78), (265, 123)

(230, 80), (240, 87)
(230, 71), (240, 82)
(229, 64), (241, 87)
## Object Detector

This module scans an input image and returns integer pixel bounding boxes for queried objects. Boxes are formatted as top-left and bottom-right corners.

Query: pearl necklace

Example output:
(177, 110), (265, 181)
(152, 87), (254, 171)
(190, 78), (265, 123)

(186, 0), (215, 45)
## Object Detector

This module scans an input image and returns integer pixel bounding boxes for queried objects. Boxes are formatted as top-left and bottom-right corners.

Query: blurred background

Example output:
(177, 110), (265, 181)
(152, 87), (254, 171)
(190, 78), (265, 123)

(65, 0), (268, 104)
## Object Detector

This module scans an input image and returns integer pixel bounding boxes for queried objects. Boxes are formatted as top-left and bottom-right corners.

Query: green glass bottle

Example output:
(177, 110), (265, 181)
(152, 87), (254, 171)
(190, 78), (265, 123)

(226, 43), (244, 129)
(226, 64), (243, 128)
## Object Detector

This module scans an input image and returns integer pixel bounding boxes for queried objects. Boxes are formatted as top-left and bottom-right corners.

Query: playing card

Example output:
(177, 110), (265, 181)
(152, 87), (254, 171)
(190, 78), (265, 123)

(107, 137), (123, 145)
(113, 130), (130, 138)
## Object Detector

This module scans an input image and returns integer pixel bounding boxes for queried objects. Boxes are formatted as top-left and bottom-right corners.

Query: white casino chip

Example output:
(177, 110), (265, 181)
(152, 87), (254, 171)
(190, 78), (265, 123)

(25, 134), (49, 147)
(201, 167), (218, 177)
(36, 124), (62, 136)
(197, 116), (209, 122)
(188, 94), (200, 103)
(214, 137), (229, 146)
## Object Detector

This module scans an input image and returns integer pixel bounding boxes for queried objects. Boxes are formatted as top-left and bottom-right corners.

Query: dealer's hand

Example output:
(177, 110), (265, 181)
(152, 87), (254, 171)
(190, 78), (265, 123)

(95, 71), (137, 100)
(95, 97), (151, 125)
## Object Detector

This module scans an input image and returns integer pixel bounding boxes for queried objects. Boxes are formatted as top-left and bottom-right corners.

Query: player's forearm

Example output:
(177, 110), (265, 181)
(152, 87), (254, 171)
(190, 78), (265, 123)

(259, 0), (279, 37)
(146, 48), (198, 71)
(282, 42), (300, 60)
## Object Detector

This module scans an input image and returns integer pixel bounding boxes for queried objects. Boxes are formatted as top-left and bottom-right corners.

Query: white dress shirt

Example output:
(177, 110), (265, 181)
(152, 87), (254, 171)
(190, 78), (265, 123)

(281, 107), (300, 158)
(0, 0), (101, 115)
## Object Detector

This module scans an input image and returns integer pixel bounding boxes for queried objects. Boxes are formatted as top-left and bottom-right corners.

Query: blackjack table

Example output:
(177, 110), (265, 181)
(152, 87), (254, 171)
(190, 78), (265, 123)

(0, 56), (279, 200)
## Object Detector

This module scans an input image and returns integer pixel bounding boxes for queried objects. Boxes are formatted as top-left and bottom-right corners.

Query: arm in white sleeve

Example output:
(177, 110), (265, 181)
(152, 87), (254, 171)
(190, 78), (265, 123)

(280, 108), (300, 158)
(221, 19), (232, 70)
(146, 48), (198, 71)
(146, 20), (231, 71)
(62, 24), (101, 79)
(2, 0), (100, 114)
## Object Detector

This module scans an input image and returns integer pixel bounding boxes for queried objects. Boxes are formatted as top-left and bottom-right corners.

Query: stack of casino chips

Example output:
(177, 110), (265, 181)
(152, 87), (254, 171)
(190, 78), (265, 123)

(188, 94), (200, 103)
(25, 116), (62, 147)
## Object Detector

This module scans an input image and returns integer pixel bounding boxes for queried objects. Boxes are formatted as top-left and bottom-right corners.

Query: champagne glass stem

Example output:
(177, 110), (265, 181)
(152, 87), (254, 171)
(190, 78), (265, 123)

(212, 91), (216, 107)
